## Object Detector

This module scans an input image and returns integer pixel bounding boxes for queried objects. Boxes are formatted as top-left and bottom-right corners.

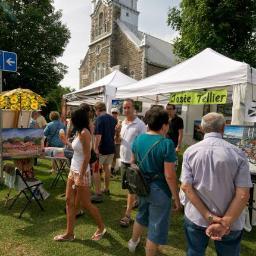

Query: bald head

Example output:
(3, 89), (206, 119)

(201, 112), (225, 134)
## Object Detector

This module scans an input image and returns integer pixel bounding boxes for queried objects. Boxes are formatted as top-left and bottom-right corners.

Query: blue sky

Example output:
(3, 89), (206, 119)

(53, 0), (181, 89)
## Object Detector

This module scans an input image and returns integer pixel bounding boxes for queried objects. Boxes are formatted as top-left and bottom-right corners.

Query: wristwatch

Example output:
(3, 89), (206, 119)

(207, 214), (214, 223)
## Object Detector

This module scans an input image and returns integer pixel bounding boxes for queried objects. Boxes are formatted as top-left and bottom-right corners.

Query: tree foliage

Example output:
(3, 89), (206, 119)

(168, 0), (256, 66)
(0, 0), (70, 96)
(41, 85), (74, 120)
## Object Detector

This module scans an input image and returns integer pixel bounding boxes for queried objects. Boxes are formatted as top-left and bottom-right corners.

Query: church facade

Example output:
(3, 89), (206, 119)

(79, 0), (176, 88)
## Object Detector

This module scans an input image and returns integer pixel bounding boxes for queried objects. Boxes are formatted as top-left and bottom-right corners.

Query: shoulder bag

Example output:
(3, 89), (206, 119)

(124, 138), (164, 197)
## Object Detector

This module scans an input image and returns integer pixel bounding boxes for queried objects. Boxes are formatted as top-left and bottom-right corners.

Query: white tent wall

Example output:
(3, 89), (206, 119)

(231, 83), (256, 125)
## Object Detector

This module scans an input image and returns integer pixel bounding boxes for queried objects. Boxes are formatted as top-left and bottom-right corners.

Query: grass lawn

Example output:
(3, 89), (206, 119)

(0, 159), (255, 256)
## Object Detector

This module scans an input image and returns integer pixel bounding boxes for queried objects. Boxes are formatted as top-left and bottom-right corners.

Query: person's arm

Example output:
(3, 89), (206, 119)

(222, 187), (250, 227)
(164, 162), (181, 211)
(79, 129), (91, 178)
(44, 124), (50, 136)
(42, 117), (47, 128)
(176, 129), (183, 152)
(205, 187), (250, 240)
(181, 183), (220, 222)
(131, 153), (135, 165)
(94, 134), (102, 155)
(94, 117), (102, 155)
(181, 152), (221, 222)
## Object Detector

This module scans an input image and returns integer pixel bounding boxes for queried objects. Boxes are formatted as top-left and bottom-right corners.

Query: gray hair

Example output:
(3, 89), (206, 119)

(201, 112), (225, 133)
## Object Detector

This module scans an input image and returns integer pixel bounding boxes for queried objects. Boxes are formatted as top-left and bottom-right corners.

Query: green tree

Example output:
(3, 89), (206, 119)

(42, 85), (74, 120)
(168, 0), (256, 66)
(0, 0), (70, 96)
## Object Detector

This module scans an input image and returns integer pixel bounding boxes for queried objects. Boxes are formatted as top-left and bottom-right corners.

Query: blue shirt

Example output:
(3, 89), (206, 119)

(44, 120), (65, 147)
(94, 113), (117, 155)
(181, 132), (252, 231)
(132, 134), (177, 197)
(29, 119), (38, 128)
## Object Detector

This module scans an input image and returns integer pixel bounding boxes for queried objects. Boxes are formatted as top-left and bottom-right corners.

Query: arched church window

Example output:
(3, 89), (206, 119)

(96, 63), (101, 80)
(91, 68), (96, 82)
(99, 12), (104, 35)
(96, 45), (101, 55)
(101, 63), (106, 78)
(104, 22), (108, 32)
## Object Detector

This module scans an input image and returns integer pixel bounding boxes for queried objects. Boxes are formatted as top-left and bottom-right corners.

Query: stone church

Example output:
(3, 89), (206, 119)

(79, 0), (176, 88)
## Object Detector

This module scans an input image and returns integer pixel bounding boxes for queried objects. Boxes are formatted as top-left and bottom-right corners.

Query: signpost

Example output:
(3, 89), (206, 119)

(0, 50), (17, 182)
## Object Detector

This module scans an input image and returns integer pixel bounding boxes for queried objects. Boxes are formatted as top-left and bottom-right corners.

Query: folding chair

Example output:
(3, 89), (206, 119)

(7, 168), (44, 218)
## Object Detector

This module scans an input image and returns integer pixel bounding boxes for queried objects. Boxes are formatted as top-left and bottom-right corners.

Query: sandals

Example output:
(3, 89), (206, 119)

(91, 228), (107, 241)
(120, 215), (132, 227)
(76, 210), (85, 219)
(53, 234), (75, 242)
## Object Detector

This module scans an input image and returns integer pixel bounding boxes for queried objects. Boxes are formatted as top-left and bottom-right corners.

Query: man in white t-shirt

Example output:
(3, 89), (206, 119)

(119, 99), (146, 227)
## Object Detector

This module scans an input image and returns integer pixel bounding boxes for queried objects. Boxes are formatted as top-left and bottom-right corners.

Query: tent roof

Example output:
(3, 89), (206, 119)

(64, 70), (136, 102)
(116, 48), (256, 99)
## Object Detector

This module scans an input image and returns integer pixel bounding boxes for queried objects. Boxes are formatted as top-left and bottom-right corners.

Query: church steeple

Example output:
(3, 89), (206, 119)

(113, 0), (139, 29)
(116, 0), (138, 11)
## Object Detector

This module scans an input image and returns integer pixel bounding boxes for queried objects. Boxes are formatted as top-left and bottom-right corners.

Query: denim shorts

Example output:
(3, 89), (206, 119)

(136, 183), (172, 245)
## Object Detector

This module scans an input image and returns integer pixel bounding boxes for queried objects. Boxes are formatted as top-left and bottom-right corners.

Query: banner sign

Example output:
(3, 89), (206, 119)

(169, 89), (227, 105)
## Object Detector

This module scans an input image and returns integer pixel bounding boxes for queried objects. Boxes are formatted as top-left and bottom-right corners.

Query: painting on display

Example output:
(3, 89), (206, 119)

(193, 120), (204, 141)
(217, 103), (232, 117)
(223, 125), (256, 165)
(112, 100), (143, 114)
(2, 128), (44, 159)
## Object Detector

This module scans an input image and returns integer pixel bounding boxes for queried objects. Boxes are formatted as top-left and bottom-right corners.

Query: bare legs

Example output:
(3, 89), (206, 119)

(92, 166), (101, 195)
(63, 178), (105, 238)
(131, 221), (159, 256)
(125, 193), (135, 217)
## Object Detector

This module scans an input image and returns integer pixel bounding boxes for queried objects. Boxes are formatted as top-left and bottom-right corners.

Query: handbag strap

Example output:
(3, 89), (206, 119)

(136, 138), (164, 169)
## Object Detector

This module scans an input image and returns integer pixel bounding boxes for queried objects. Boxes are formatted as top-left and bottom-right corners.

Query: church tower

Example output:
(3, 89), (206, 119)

(79, 0), (175, 88)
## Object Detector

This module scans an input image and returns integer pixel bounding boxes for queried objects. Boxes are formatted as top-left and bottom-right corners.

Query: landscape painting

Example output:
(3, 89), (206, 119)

(2, 128), (44, 159)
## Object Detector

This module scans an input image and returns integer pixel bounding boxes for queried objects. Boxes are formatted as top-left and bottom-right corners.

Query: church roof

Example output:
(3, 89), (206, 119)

(116, 19), (176, 68)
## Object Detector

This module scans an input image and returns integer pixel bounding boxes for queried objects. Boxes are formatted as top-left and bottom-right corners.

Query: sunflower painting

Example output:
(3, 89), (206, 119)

(0, 88), (46, 111)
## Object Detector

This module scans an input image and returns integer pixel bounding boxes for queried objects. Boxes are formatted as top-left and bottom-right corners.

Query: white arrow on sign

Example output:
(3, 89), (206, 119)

(6, 58), (15, 66)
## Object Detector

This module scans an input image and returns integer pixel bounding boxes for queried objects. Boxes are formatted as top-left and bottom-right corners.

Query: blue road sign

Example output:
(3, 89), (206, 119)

(0, 50), (17, 72)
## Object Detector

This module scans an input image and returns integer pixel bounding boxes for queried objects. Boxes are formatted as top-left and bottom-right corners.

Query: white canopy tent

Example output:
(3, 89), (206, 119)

(116, 48), (256, 124)
(64, 70), (136, 113)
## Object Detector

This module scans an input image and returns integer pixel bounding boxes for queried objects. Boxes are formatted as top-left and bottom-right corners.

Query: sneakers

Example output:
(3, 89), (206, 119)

(128, 237), (140, 253)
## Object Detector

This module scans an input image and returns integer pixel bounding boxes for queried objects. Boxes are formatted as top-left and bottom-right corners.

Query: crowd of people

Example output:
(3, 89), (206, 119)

(28, 100), (252, 256)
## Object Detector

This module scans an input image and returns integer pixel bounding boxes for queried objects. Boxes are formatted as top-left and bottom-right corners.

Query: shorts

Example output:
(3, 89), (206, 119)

(136, 183), (172, 245)
(121, 162), (134, 194)
(99, 154), (114, 165)
(68, 170), (88, 187)
(114, 144), (120, 158)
